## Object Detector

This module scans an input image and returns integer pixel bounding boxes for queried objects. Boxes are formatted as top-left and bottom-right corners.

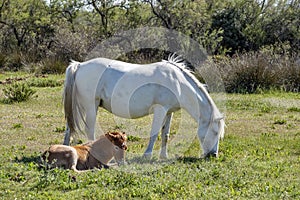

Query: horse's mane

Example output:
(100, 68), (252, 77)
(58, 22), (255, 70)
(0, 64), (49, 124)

(163, 54), (209, 99)
(165, 54), (204, 91)
(164, 54), (224, 137)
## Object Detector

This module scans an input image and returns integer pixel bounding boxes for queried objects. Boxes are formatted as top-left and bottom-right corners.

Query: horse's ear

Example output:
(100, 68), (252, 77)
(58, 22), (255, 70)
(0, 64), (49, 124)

(214, 114), (224, 122)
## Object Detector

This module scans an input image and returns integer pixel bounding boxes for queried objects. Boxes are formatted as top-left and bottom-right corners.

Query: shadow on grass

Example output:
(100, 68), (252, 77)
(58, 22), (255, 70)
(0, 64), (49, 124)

(14, 154), (41, 164)
(176, 156), (217, 163)
(126, 155), (210, 165)
(176, 156), (201, 163)
(126, 156), (162, 165)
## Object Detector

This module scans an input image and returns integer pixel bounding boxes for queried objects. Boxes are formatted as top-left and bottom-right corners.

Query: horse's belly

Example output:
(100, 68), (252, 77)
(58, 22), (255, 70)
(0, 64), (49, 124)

(108, 83), (179, 119)
(109, 96), (153, 119)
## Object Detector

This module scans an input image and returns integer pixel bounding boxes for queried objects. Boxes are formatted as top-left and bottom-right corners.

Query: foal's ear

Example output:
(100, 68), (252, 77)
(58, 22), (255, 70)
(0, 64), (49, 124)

(108, 132), (117, 138)
(106, 132), (116, 143)
(122, 131), (127, 137)
(122, 132), (127, 141)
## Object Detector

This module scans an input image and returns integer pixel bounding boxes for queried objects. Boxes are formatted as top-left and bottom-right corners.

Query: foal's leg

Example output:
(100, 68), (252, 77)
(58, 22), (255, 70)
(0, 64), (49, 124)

(143, 105), (168, 159)
(69, 155), (81, 173)
(160, 113), (173, 159)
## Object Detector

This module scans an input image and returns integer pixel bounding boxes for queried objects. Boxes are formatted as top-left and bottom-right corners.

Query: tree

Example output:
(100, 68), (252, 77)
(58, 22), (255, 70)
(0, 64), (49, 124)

(0, 0), (53, 53)
(143, 0), (224, 55)
(85, 0), (127, 38)
(48, 0), (85, 32)
(210, 0), (300, 55)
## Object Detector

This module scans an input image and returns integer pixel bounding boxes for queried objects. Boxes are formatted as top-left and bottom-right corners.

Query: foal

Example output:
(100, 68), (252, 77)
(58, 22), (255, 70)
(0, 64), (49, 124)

(41, 131), (127, 172)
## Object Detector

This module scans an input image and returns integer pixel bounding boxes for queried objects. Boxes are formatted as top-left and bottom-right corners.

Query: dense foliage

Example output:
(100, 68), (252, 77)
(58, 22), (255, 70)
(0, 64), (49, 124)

(0, 0), (299, 92)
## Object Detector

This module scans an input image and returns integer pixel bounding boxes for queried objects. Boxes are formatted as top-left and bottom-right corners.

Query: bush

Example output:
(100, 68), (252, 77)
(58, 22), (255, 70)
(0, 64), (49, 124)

(215, 50), (300, 93)
(28, 77), (63, 87)
(2, 82), (36, 103)
(4, 51), (27, 71)
(37, 58), (67, 74)
(0, 54), (7, 70)
(0, 51), (36, 72)
(280, 62), (300, 92)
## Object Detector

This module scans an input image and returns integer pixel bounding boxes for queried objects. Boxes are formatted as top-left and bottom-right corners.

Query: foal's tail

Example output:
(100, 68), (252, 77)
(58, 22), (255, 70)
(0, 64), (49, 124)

(63, 60), (80, 136)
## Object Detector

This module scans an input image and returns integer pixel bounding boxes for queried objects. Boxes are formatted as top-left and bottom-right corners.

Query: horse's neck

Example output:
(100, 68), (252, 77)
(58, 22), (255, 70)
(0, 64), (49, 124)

(89, 135), (114, 164)
(181, 76), (214, 123)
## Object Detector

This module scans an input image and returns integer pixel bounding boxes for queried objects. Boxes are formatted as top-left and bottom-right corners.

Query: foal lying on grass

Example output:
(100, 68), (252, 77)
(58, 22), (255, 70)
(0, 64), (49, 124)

(41, 131), (127, 172)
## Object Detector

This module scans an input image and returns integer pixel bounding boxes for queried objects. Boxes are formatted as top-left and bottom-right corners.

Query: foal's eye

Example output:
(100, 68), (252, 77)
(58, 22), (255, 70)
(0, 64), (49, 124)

(114, 146), (119, 150)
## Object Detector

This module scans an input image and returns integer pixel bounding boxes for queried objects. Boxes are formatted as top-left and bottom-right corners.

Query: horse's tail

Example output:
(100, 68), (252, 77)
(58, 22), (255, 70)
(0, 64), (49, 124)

(63, 60), (80, 136)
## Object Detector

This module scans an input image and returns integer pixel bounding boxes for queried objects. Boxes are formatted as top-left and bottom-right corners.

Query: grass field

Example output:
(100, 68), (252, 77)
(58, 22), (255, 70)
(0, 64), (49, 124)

(0, 73), (299, 199)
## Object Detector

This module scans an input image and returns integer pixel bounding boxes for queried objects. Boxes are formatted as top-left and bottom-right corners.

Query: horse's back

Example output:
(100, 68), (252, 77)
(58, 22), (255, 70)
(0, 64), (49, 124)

(86, 59), (183, 118)
(72, 57), (186, 118)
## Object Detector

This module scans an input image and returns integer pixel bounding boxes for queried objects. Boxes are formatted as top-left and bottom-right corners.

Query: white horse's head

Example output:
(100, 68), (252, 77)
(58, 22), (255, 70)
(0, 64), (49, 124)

(201, 115), (225, 158)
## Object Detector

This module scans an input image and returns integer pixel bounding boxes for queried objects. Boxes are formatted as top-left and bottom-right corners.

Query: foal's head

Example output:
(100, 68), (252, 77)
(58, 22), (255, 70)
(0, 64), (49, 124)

(105, 131), (127, 164)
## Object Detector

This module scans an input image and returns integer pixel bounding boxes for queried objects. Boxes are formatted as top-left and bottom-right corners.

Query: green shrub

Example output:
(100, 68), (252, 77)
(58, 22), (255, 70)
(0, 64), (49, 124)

(2, 82), (36, 103)
(287, 107), (300, 112)
(28, 78), (63, 87)
(0, 54), (7, 70)
(281, 63), (300, 92)
(37, 58), (67, 74)
(127, 135), (141, 142)
(215, 50), (300, 93)
(4, 52), (24, 71)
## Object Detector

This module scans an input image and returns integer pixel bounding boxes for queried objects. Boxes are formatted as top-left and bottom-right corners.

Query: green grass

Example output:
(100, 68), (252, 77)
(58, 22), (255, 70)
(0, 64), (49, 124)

(0, 72), (300, 199)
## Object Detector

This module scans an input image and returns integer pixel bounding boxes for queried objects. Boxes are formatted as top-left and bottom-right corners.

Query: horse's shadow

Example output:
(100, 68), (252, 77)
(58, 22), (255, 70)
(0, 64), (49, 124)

(14, 154), (210, 171)
(176, 156), (203, 163)
(125, 155), (208, 165)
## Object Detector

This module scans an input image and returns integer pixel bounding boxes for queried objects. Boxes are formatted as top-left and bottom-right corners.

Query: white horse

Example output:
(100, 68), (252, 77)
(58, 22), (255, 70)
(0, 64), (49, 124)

(63, 55), (225, 158)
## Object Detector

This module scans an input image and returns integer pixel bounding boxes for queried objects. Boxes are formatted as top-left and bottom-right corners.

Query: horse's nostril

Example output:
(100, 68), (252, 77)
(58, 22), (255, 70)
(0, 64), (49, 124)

(117, 160), (127, 166)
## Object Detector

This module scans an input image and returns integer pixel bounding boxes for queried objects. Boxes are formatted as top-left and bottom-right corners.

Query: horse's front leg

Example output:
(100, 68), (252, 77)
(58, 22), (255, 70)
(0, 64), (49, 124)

(143, 105), (168, 159)
(160, 113), (173, 159)
(63, 124), (71, 145)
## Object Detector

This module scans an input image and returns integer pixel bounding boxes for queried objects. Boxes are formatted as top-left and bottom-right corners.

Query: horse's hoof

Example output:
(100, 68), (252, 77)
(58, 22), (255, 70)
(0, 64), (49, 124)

(201, 152), (218, 159)
(159, 154), (168, 160)
(142, 153), (152, 160)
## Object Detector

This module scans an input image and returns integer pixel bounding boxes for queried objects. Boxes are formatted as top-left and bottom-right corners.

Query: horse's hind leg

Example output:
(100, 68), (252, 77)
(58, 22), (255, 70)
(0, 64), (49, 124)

(160, 113), (173, 159)
(85, 106), (97, 141)
(143, 105), (168, 159)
